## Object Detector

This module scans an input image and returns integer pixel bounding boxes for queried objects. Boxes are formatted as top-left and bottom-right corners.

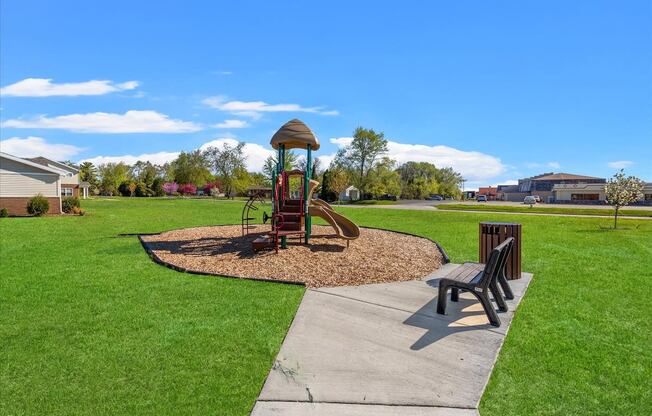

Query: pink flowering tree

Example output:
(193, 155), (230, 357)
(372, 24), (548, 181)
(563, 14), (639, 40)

(162, 182), (178, 195)
(178, 183), (197, 196)
(605, 170), (644, 229)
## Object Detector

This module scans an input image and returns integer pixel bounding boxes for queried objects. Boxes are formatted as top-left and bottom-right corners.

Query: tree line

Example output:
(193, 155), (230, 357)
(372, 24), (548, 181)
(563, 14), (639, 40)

(77, 126), (464, 200)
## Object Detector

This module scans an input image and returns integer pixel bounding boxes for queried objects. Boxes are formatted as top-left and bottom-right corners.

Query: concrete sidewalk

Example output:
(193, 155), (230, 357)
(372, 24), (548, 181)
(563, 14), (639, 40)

(252, 264), (533, 415)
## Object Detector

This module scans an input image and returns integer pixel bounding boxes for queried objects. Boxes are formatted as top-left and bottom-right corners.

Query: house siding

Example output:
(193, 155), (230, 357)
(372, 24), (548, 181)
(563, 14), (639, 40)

(0, 154), (62, 215)
(0, 172), (60, 197)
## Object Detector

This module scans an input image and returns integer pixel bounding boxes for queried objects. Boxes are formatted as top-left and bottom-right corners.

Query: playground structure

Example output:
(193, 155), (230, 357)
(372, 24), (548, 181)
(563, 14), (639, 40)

(244, 119), (360, 253)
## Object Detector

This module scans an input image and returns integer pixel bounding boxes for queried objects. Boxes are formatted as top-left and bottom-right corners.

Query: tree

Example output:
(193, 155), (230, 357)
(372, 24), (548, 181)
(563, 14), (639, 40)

(320, 169), (338, 202)
(434, 167), (463, 199)
(79, 162), (97, 183)
(329, 167), (349, 204)
(162, 182), (179, 195)
(151, 177), (165, 196)
(231, 168), (253, 196)
(128, 182), (137, 197)
(178, 183), (197, 195)
(605, 170), (644, 229)
(98, 163), (130, 196)
(398, 162), (439, 199)
(333, 127), (388, 198)
(263, 150), (298, 179)
(170, 150), (212, 186)
(203, 142), (247, 198)
(249, 172), (271, 188)
(367, 157), (401, 198)
(79, 161), (99, 193)
(296, 154), (322, 179)
(397, 162), (463, 199)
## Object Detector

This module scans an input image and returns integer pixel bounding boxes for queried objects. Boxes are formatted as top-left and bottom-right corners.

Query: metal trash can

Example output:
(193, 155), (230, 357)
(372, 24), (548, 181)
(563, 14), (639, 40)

(479, 222), (521, 280)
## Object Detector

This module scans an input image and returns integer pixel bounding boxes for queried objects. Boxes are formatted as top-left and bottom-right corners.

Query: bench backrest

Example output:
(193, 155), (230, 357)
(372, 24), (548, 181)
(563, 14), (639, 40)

(479, 237), (514, 289)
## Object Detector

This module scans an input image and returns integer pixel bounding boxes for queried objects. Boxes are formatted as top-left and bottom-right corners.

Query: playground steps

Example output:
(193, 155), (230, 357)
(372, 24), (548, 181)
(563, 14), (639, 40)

(252, 235), (273, 252)
(275, 230), (305, 237)
(280, 205), (302, 213)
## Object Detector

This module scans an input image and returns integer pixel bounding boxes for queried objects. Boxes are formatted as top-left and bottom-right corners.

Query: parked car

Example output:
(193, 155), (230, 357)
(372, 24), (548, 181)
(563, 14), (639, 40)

(378, 194), (398, 201)
(476, 195), (487, 202)
(426, 195), (443, 201)
(533, 195), (541, 202)
(524, 195), (537, 204)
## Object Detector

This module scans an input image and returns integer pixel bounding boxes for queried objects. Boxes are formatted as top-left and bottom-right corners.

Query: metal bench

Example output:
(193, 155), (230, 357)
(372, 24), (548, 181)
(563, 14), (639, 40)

(436, 237), (514, 327)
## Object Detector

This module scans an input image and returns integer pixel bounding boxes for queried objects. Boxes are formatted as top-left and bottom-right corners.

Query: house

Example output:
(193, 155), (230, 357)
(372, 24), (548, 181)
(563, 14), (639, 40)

(0, 152), (63, 215)
(340, 186), (360, 201)
(27, 157), (90, 199)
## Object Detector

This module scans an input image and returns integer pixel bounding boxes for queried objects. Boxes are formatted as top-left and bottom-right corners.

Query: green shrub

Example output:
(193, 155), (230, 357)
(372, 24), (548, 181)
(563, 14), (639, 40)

(0, 208), (8, 218)
(62, 196), (81, 213)
(27, 194), (50, 216)
(71, 206), (85, 216)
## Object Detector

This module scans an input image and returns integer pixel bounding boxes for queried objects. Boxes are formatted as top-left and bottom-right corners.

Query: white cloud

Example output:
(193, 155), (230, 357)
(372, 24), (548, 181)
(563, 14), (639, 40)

(81, 151), (181, 166)
(203, 95), (339, 119)
(0, 136), (84, 160)
(607, 160), (634, 169)
(330, 137), (353, 146)
(525, 161), (560, 170)
(78, 137), (274, 171)
(0, 78), (140, 97)
(199, 138), (274, 172)
(2, 110), (202, 133)
(316, 154), (336, 170)
(327, 137), (506, 181)
(214, 119), (250, 129)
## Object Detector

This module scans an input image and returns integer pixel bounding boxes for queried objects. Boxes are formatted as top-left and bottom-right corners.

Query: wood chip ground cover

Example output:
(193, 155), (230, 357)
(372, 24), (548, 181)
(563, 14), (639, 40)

(140, 225), (443, 287)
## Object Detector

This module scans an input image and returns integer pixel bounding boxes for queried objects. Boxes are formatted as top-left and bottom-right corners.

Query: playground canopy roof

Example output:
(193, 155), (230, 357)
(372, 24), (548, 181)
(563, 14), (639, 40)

(270, 119), (320, 151)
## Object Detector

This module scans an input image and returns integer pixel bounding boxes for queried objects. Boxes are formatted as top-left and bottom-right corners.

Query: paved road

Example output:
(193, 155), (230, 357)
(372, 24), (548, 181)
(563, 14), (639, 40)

(340, 201), (652, 220)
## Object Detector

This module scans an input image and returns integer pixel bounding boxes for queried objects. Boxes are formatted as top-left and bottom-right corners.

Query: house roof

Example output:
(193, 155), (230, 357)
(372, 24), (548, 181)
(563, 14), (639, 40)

(27, 156), (79, 173)
(270, 119), (320, 151)
(532, 173), (603, 181)
(0, 152), (63, 174)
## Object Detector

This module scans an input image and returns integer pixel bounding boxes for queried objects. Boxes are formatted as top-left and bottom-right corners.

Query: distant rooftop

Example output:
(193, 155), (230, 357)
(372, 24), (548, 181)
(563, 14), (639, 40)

(27, 156), (79, 173)
(532, 173), (603, 181)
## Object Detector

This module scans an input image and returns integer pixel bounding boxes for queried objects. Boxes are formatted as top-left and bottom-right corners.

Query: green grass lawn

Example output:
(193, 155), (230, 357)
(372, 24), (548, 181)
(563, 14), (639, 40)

(1, 198), (651, 415)
(437, 203), (652, 218)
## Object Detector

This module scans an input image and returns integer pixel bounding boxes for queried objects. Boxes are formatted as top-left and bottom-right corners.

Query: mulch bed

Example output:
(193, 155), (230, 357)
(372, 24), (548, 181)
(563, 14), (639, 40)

(140, 225), (443, 288)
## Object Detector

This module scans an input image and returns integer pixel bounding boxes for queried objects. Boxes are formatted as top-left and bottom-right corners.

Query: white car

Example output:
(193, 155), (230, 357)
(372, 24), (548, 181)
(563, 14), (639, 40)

(523, 196), (537, 204)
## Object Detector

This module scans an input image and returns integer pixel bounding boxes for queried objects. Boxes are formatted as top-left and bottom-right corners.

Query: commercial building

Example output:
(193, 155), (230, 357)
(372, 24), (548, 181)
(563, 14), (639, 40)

(553, 182), (652, 205)
(498, 173), (606, 203)
(477, 186), (498, 201)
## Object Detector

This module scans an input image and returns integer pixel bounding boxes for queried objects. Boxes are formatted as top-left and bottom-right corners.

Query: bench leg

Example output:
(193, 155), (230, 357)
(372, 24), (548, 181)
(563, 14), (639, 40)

(437, 282), (449, 315)
(451, 287), (460, 302)
(497, 272), (514, 300)
(490, 281), (508, 312)
(475, 291), (501, 327)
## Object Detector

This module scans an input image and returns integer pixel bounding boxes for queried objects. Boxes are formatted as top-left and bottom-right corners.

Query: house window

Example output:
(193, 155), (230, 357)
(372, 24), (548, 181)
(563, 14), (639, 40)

(571, 193), (599, 201)
(645, 194), (652, 201)
(62, 188), (73, 197)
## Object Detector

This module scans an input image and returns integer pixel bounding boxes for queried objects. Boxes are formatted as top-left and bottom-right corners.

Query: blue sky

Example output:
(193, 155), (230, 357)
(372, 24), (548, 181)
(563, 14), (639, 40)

(1, 0), (650, 189)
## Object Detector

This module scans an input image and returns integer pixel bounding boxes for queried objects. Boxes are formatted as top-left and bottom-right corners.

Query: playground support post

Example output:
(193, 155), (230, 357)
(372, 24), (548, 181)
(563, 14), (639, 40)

(277, 144), (288, 249)
(304, 144), (312, 243)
